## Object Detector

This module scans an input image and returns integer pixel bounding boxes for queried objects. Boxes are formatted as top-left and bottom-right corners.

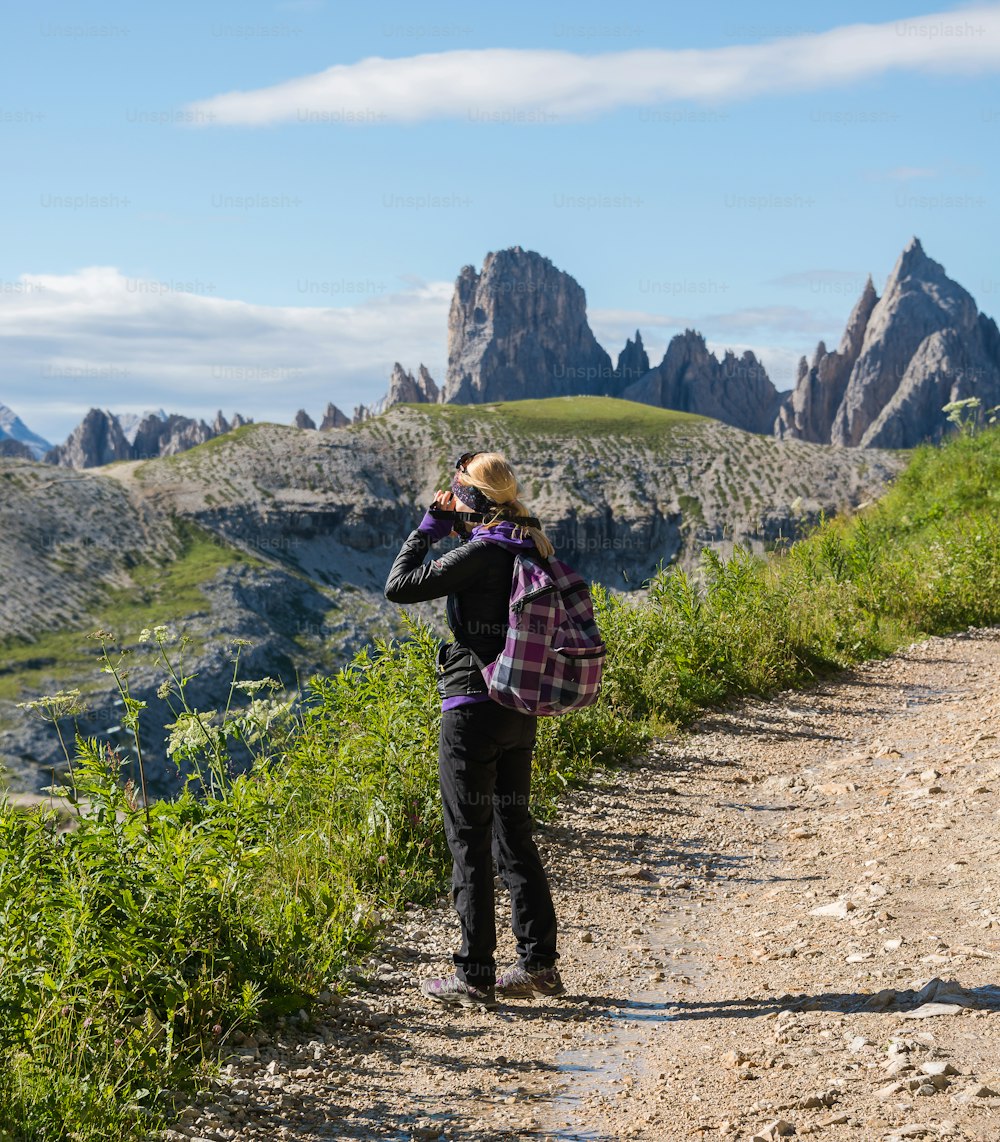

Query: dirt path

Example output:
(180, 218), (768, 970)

(170, 628), (1000, 1142)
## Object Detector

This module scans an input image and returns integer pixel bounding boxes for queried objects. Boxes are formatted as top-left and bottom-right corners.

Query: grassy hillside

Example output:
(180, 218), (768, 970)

(129, 395), (882, 517)
(399, 394), (707, 438)
(0, 524), (249, 703)
(0, 423), (996, 1139)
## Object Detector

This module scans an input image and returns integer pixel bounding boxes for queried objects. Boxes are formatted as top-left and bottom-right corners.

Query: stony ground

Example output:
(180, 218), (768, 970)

(170, 627), (1000, 1142)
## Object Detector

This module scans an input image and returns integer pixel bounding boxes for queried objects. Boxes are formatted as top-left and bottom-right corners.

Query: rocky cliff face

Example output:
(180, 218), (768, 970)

(443, 247), (614, 403)
(319, 403), (350, 430)
(776, 277), (879, 443)
(775, 238), (999, 448)
(386, 362), (439, 407)
(46, 408), (133, 468)
(614, 330), (650, 385)
(776, 238), (1000, 448)
(860, 322), (1000, 449)
(623, 331), (782, 435)
(46, 408), (252, 468)
(294, 409), (317, 430)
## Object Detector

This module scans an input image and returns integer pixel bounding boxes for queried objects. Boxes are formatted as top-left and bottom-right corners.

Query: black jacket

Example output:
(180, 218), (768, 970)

(384, 529), (516, 702)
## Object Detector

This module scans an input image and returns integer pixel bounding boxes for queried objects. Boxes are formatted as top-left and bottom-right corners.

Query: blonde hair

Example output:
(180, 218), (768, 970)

(457, 452), (555, 559)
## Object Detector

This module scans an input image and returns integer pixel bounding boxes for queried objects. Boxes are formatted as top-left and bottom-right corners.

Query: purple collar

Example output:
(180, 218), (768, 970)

(466, 518), (537, 551)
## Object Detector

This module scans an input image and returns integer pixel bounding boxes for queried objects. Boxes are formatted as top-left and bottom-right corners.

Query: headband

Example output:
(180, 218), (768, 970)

(450, 472), (496, 514)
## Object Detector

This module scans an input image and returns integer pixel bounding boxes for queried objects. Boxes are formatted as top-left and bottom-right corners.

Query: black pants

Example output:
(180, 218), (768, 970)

(438, 701), (558, 989)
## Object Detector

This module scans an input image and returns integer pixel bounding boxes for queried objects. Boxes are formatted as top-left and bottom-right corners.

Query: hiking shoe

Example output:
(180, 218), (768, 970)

(496, 963), (565, 999)
(419, 973), (497, 1010)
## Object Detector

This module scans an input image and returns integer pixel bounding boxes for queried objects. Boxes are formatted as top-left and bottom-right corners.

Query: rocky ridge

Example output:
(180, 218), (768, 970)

(45, 408), (254, 468)
(22, 238), (994, 469)
(624, 329), (782, 435)
(440, 239), (1000, 447)
(780, 240), (1000, 448)
(439, 248), (784, 433)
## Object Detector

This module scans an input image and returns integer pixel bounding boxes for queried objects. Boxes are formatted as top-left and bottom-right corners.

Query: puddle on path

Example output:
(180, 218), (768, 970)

(536, 909), (710, 1141)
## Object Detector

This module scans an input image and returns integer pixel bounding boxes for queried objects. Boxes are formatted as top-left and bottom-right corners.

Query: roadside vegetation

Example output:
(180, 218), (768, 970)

(1, 421), (998, 1140)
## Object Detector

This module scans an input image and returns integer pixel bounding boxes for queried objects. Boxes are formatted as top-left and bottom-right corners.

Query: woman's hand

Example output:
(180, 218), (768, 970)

(417, 489), (459, 542)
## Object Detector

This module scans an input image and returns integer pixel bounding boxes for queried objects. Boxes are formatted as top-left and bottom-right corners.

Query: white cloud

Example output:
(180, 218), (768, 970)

(0, 268), (450, 441)
(185, 6), (1000, 125)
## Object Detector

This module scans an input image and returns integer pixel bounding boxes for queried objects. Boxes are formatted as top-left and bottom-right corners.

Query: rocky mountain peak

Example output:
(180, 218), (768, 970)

(294, 409), (317, 430)
(416, 364), (439, 403)
(46, 409), (132, 468)
(382, 362), (439, 410)
(831, 239), (989, 447)
(0, 402), (51, 459)
(897, 234), (929, 272)
(778, 238), (999, 448)
(624, 330), (781, 435)
(615, 330), (650, 384)
(838, 276), (879, 360)
(443, 247), (613, 403)
(319, 403), (350, 431)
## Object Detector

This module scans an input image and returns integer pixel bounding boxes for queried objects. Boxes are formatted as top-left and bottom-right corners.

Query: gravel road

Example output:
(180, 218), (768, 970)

(170, 627), (1000, 1142)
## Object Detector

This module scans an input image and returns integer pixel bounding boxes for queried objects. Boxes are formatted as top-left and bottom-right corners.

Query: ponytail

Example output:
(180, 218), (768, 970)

(457, 453), (555, 559)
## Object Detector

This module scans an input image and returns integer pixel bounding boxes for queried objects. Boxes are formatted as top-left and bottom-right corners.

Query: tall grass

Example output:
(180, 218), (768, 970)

(1, 426), (998, 1139)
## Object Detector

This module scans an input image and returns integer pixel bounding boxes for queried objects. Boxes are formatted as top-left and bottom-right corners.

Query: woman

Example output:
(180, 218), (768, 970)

(384, 451), (563, 1009)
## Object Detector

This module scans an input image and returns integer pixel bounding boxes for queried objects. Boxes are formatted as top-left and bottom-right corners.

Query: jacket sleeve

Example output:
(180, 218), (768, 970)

(384, 529), (487, 604)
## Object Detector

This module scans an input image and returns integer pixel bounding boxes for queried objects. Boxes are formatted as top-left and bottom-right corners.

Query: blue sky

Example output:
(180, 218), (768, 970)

(2, 0), (998, 442)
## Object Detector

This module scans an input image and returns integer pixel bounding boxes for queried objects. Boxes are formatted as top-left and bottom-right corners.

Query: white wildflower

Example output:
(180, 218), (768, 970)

(235, 696), (293, 743)
(233, 678), (279, 695)
(17, 689), (87, 718)
(165, 711), (221, 756)
(139, 625), (174, 645)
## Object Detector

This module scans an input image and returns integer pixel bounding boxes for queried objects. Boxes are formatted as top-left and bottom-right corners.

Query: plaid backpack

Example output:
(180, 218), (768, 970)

(479, 552), (606, 717)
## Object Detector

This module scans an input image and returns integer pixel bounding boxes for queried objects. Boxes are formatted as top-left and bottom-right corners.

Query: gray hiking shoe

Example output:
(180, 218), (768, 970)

(496, 963), (565, 999)
(419, 973), (497, 1010)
